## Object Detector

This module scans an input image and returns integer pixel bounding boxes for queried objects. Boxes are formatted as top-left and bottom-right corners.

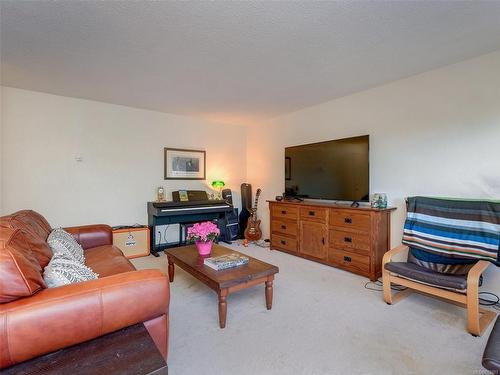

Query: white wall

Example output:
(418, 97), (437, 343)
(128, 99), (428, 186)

(247, 50), (500, 291)
(1, 87), (246, 227)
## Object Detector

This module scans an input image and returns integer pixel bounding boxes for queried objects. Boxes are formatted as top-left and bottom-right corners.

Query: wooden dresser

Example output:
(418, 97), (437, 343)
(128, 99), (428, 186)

(269, 200), (396, 281)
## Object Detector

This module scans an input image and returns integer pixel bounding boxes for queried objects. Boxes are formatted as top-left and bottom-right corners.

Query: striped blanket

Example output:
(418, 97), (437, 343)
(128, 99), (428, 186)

(402, 197), (500, 266)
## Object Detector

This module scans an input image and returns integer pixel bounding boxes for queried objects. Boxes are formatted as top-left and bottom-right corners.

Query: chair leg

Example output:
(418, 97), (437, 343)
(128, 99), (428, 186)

(466, 282), (497, 336)
(466, 285), (480, 336)
(466, 260), (496, 336)
(383, 272), (413, 305)
(382, 269), (393, 304)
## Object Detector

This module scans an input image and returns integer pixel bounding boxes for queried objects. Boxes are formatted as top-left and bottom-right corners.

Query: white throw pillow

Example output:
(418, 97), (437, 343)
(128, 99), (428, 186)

(43, 253), (98, 288)
(47, 228), (85, 263)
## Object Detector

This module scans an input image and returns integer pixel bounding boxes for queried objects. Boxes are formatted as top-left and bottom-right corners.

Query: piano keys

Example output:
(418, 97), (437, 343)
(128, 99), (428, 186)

(149, 200), (232, 215)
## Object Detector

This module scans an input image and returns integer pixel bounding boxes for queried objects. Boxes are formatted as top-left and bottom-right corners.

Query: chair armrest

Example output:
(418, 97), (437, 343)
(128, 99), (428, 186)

(382, 245), (409, 267)
(467, 260), (491, 286)
(0, 269), (169, 368)
(64, 224), (112, 250)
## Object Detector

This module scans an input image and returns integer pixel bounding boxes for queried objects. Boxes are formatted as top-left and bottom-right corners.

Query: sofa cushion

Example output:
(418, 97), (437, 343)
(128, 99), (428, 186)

(0, 210), (53, 268)
(85, 245), (135, 277)
(47, 228), (85, 263)
(0, 228), (46, 303)
(385, 261), (468, 292)
(43, 253), (98, 288)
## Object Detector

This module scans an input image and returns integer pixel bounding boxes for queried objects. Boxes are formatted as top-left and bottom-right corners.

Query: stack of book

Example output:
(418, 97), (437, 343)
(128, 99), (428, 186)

(204, 253), (249, 271)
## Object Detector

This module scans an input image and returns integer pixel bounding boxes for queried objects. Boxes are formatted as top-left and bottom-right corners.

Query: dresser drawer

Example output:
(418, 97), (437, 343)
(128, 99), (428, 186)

(300, 207), (328, 222)
(330, 210), (370, 231)
(271, 204), (298, 220)
(329, 249), (370, 274)
(271, 234), (297, 253)
(329, 229), (370, 254)
(271, 220), (298, 237)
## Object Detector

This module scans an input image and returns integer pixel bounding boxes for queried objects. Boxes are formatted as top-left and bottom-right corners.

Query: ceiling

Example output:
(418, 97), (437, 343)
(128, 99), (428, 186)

(2, 1), (500, 125)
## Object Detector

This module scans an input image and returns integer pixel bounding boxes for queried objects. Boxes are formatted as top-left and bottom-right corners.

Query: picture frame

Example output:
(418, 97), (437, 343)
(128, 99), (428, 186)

(164, 148), (206, 180)
(285, 156), (291, 180)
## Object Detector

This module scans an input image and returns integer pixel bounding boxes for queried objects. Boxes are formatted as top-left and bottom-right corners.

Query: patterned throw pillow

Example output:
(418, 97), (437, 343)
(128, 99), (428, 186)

(47, 228), (85, 263)
(43, 253), (98, 288)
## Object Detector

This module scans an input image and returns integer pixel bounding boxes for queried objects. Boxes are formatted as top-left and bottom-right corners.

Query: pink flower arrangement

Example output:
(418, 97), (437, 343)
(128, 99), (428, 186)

(186, 221), (220, 243)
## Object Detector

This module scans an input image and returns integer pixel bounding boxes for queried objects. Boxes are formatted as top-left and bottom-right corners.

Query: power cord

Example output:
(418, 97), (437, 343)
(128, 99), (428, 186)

(154, 225), (171, 247)
(479, 291), (500, 311)
(163, 225), (170, 245)
(364, 278), (407, 292)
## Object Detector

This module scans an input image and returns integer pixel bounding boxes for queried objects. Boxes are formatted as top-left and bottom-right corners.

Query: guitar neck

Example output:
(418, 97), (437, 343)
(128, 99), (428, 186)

(249, 189), (262, 216)
(253, 194), (261, 213)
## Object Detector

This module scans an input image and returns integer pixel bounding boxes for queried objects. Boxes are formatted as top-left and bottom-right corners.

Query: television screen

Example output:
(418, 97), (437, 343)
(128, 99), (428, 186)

(285, 135), (369, 202)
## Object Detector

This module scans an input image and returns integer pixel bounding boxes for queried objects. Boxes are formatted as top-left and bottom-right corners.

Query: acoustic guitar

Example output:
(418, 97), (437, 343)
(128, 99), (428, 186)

(244, 188), (262, 241)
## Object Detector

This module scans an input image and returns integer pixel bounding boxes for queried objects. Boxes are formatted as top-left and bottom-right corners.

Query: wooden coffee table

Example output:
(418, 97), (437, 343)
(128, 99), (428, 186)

(166, 244), (279, 328)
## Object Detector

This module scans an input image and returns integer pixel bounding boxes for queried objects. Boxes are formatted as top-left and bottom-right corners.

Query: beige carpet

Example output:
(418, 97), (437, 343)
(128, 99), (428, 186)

(131, 241), (494, 375)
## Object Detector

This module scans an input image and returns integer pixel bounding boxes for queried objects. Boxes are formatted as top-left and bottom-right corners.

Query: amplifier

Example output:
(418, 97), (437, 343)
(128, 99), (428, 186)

(112, 227), (150, 259)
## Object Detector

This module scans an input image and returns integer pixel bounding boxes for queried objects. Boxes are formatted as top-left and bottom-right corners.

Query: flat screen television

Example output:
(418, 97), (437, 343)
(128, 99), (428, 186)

(284, 135), (369, 202)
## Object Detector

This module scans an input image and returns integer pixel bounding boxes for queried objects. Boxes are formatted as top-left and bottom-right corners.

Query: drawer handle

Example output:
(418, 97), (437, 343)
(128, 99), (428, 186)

(281, 210), (287, 215)
(309, 211), (315, 216)
(281, 224), (287, 230)
(344, 218), (352, 224)
(322, 237), (325, 245)
(280, 240), (286, 245)
(343, 256), (352, 263)
(344, 237), (352, 243)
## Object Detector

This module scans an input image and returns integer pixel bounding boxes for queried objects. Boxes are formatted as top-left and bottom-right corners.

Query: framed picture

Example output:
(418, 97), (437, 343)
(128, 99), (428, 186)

(164, 148), (206, 180)
(285, 157), (291, 180)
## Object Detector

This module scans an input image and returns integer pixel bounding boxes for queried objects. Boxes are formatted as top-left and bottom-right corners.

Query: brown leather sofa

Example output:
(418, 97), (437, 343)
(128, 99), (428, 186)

(0, 210), (169, 369)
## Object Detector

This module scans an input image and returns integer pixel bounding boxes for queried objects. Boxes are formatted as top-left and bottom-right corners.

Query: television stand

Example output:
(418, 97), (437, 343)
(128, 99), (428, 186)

(350, 201), (360, 208)
(268, 200), (396, 281)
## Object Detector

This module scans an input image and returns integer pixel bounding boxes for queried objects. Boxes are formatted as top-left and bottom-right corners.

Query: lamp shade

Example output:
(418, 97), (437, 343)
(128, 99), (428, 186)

(211, 180), (225, 188)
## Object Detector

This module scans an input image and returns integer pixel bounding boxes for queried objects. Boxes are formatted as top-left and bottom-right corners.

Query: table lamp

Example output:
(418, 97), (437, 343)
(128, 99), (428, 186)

(211, 180), (225, 200)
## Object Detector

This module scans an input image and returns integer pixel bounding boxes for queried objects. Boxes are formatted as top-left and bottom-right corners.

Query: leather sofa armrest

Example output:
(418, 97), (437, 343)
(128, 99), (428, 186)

(64, 224), (113, 250)
(0, 269), (169, 368)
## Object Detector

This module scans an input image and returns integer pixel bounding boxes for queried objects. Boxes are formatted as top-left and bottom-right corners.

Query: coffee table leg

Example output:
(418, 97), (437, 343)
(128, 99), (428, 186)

(167, 256), (175, 282)
(218, 289), (228, 328)
(265, 276), (274, 310)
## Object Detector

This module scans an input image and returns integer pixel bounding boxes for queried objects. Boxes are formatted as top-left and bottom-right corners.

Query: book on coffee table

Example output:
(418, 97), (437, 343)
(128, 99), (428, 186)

(204, 253), (249, 271)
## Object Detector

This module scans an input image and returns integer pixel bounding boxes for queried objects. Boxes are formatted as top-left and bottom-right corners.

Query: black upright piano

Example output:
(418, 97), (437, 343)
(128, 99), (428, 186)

(147, 193), (233, 256)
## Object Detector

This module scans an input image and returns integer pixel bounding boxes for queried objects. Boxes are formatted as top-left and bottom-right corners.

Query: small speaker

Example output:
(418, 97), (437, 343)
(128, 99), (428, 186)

(226, 222), (239, 241)
(222, 188), (233, 205)
(221, 208), (239, 242)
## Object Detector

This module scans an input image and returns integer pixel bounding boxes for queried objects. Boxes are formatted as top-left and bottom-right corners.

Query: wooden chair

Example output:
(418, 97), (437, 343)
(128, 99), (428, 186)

(382, 245), (497, 336)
